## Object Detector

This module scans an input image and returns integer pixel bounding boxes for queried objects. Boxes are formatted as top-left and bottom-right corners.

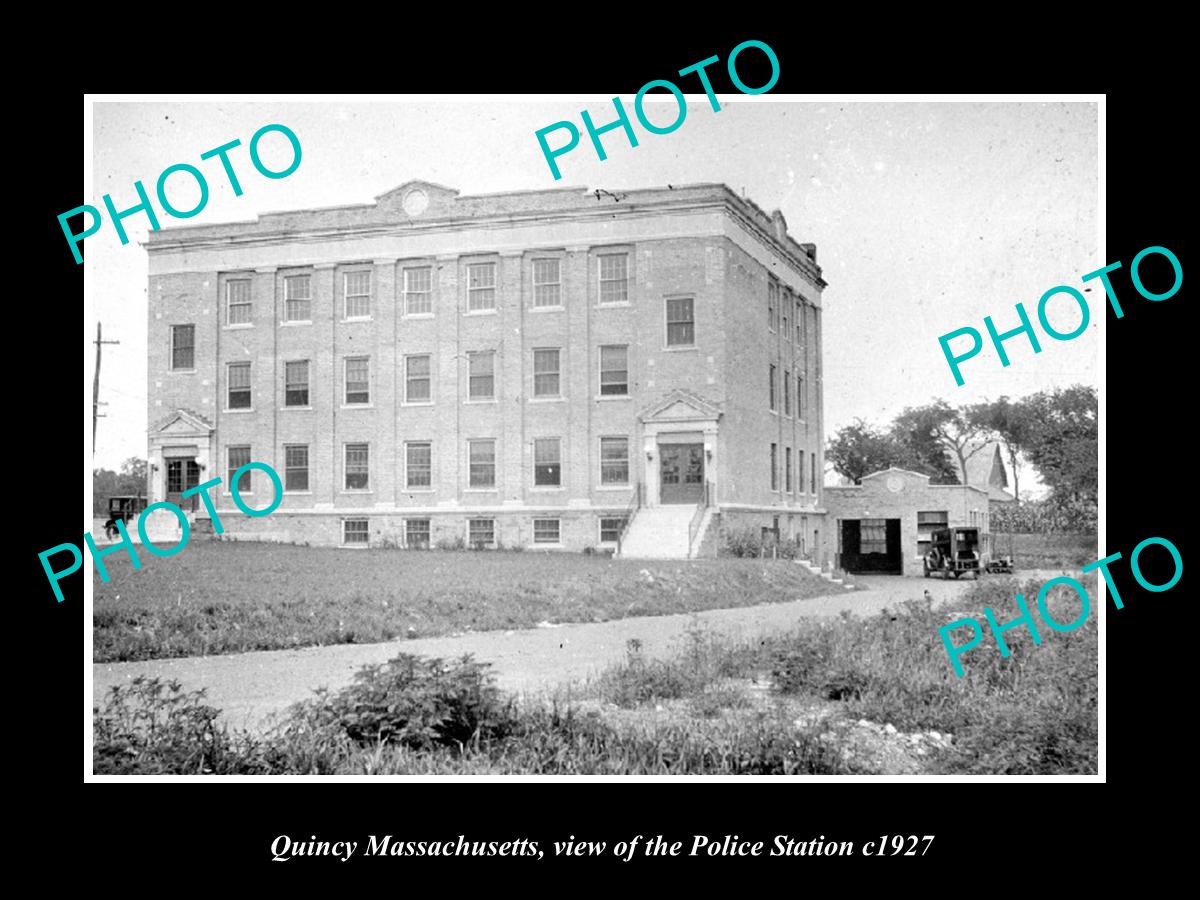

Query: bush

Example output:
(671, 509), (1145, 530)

(992, 498), (1097, 534)
(720, 526), (803, 559)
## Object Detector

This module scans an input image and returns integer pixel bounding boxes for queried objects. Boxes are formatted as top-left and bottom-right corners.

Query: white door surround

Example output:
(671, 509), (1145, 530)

(638, 390), (721, 509)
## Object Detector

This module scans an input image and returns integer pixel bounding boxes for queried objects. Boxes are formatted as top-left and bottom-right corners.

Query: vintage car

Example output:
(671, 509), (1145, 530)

(923, 526), (982, 579)
(103, 496), (147, 539)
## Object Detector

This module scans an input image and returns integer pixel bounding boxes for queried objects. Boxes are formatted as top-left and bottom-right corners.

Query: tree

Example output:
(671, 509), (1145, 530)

(120, 457), (148, 488)
(92, 458), (149, 516)
(1020, 386), (1097, 504)
(890, 401), (974, 485)
(967, 396), (1036, 502)
(826, 419), (910, 484)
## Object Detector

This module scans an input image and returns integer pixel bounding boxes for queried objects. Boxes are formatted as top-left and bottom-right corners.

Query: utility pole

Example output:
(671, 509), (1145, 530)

(92, 322), (120, 453)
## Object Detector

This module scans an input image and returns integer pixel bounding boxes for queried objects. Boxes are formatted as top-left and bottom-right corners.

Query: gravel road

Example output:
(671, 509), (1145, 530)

(92, 572), (1038, 733)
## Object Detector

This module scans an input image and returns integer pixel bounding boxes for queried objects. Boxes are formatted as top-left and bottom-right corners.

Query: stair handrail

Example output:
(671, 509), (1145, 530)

(687, 481), (714, 558)
(615, 482), (643, 556)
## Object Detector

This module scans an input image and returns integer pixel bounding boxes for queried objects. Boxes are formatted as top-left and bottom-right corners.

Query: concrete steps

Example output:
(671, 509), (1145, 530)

(617, 505), (695, 559)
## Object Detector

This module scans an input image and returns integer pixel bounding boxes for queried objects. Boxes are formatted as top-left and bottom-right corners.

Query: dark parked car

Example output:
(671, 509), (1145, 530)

(924, 527), (982, 579)
(104, 496), (147, 539)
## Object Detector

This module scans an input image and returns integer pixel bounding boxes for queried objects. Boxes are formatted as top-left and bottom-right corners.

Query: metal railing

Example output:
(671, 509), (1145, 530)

(615, 482), (643, 557)
(687, 481), (714, 558)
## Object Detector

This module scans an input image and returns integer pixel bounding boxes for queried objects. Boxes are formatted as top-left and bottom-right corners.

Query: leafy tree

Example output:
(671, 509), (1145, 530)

(93, 458), (149, 515)
(827, 419), (910, 484)
(1020, 386), (1097, 504)
(890, 401), (970, 484)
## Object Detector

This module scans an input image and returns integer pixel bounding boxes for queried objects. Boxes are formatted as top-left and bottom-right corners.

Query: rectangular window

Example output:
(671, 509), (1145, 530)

(468, 440), (496, 488)
(782, 299), (790, 342)
(768, 364), (777, 411)
(227, 445), (251, 493)
(861, 518), (888, 554)
(770, 443), (778, 491)
(405, 354), (432, 403)
(406, 518), (431, 549)
(284, 275), (311, 322)
(600, 436), (630, 485)
(284, 360), (309, 407)
(798, 450), (805, 494)
(532, 258), (561, 308)
(785, 447), (793, 492)
(284, 444), (309, 491)
(784, 370), (792, 416)
(811, 453), (817, 495)
(405, 441), (432, 489)
(665, 296), (695, 347)
(170, 324), (194, 371)
(344, 357), (370, 405)
(599, 253), (629, 304)
(226, 279), (252, 325)
(227, 362), (251, 409)
(345, 443), (369, 491)
(599, 516), (628, 544)
(534, 438), (562, 487)
(533, 348), (561, 397)
(533, 518), (561, 544)
(797, 373), (806, 419)
(467, 262), (496, 312)
(768, 280), (778, 332)
(343, 518), (369, 546)
(599, 345), (629, 396)
(344, 270), (371, 319)
(468, 518), (495, 548)
(404, 266), (432, 315)
(468, 351), (495, 400)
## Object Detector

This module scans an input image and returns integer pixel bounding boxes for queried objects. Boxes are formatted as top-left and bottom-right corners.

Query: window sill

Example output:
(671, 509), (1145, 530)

(595, 394), (631, 401)
(284, 490), (313, 496)
(529, 305), (564, 313)
(169, 369), (197, 375)
(224, 324), (254, 330)
(662, 346), (698, 353)
(223, 408), (255, 414)
(341, 404), (375, 410)
(342, 317), (373, 324)
(464, 488), (499, 494)
(530, 486), (565, 492)
(401, 401), (434, 408)
(464, 399), (497, 405)
(529, 396), (564, 403)
(403, 312), (435, 320)
(464, 309), (498, 317)
(280, 320), (312, 327)
(340, 543), (371, 549)
(339, 490), (374, 495)
(282, 405), (313, 411)
(531, 543), (564, 549)
(595, 484), (631, 491)
(403, 488), (436, 494)
(596, 302), (632, 309)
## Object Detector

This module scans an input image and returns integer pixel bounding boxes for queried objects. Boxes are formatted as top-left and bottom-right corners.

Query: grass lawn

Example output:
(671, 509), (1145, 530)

(994, 533), (1097, 570)
(94, 542), (845, 663)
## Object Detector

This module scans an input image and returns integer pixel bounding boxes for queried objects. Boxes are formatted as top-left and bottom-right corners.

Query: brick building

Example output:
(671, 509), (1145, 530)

(145, 181), (828, 560)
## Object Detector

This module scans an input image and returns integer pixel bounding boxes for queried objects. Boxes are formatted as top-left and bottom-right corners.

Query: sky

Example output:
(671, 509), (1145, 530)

(87, 98), (1099, 494)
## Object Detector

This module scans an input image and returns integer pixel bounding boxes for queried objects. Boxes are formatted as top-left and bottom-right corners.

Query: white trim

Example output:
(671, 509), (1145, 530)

(662, 293), (696, 350)
(342, 268), (373, 321)
(597, 343), (630, 398)
(343, 354), (371, 406)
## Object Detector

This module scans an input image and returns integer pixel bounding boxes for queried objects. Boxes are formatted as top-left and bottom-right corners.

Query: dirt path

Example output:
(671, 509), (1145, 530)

(91, 572), (1033, 733)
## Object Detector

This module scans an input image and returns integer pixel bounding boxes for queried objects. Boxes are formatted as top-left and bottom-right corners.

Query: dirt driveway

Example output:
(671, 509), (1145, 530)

(91, 571), (1037, 733)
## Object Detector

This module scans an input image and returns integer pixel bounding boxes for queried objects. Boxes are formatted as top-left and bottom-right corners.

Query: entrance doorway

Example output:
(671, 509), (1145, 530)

(166, 458), (201, 511)
(839, 518), (902, 574)
(659, 444), (704, 504)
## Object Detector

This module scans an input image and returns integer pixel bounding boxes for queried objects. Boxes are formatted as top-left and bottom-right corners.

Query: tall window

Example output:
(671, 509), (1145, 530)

(782, 298), (790, 341)
(344, 357), (370, 405)
(405, 355), (432, 403)
(785, 447), (793, 492)
(797, 373), (806, 419)
(534, 438), (562, 487)
(768, 364), (777, 411)
(532, 258), (561, 308)
(468, 518), (495, 548)
(284, 444), (309, 491)
(227, 362), (251, 409)
(665, 297), (695, 347)
(467, 262), (496, 311)
(226, 279), (252, 325)
(600, 437), (630, 485)
(798, 450), (806, 494)
(533, 348), (561, 398)
(861, 519), (888, 554)
(284, 361), (309, 407)
(468, 351), (495, 400)
(405, 518), (431, 549)
(767, 280), (778, 332)
(770, 443), (778, 491)
(599, 517), (628, 544)
(170, 325), (194, 370)
(599, 345), (628, 396)
(811, 454), (817, 495)
(468, 440), (496, 488)
(284, 274), (311, 322)
(344, 270), (371, 319)
(405, 441), (432, 489)
(343, 518), (369, 546)
(533, 518), (561, 544)
(598, 253), (628, 304)
(783, 369), (791, 416)
(344, 443), (369, 490)
(404, 266), (432, 315)
(227, 445), (251, 493)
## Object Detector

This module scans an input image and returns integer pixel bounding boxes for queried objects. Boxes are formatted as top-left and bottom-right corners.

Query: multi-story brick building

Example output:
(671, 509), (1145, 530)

(145, 180), (829, 561)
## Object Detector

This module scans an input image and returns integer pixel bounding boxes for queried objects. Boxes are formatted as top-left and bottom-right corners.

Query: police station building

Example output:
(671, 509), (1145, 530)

(145, 181), (828, 560)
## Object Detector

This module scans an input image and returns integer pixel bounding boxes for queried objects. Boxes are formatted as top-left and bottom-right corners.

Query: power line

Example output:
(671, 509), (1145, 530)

(92, 322), (121, 454)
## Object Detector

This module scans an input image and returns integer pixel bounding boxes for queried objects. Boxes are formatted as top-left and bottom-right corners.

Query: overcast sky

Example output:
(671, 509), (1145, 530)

(87, 99), (1098, 493)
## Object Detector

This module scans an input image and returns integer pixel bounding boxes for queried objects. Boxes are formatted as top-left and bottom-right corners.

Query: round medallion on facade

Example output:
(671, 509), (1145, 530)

(886, 474), (904, 493)
(402, 189), (429, 216)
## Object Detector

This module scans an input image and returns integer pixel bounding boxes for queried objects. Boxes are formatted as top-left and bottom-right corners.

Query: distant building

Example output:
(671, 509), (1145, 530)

(959, 441), (1015, 504)
(144, 181), (829, 561)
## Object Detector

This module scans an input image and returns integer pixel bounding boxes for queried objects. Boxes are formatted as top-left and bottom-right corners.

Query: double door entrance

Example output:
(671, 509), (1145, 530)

(166, 458), (201, 511)
(659, 443), (704, 505)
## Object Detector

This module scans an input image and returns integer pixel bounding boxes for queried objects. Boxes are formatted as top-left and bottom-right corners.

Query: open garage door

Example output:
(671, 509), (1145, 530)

(840, 518), (902, 575)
